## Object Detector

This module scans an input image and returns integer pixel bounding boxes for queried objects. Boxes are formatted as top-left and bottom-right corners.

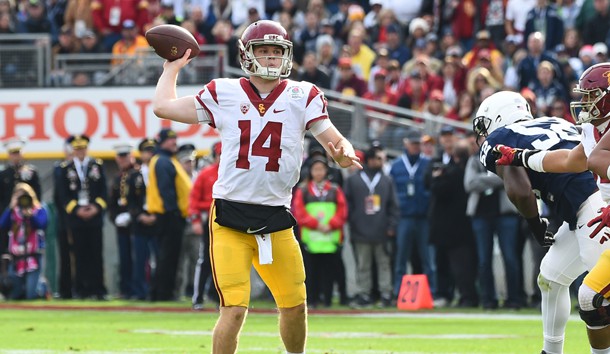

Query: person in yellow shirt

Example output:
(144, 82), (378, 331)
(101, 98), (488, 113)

(111, 19), (149, 66)
(346, 27), (376, 82)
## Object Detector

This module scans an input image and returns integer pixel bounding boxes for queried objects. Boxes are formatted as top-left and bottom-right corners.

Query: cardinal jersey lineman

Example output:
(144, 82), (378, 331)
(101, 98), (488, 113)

(195, 77), (328, 207)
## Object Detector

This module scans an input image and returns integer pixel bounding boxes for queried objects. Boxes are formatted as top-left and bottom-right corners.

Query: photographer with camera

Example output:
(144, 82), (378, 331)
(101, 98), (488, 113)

(0, 183), (48, 299)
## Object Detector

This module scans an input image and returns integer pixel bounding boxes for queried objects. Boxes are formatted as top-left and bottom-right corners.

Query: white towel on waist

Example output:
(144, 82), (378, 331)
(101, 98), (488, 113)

(255, 234), (273, 265)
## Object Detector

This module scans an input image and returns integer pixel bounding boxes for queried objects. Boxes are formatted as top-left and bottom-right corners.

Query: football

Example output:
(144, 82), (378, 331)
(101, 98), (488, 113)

(145, 24), (200, 61)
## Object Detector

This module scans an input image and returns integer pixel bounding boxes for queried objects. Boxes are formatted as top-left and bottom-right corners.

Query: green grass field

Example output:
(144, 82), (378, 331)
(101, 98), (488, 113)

(0, 301), (591, 353)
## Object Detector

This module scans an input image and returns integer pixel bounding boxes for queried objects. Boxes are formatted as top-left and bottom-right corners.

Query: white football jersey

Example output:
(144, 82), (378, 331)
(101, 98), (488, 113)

(194, 78), (329, 207)
(581, 123), (610, 203)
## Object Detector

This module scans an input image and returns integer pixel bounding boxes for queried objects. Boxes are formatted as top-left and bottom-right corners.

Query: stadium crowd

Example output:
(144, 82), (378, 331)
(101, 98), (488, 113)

(1, 0), (610, 311)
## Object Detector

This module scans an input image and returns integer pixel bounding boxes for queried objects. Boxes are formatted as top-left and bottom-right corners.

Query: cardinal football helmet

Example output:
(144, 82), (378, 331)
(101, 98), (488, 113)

(570, 63), (610, 124)
(238, 20), (293, 80)
(473, 91), (533, 141)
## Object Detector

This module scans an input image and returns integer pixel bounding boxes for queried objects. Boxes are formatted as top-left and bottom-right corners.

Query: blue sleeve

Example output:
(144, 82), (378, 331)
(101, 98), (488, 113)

(155, 157), (178, 212)
(0, 209), (11, 229)
(31, 207), (48, 230)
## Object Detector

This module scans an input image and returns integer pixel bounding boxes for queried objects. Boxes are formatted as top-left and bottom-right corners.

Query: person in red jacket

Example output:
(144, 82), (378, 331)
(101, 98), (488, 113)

(90, 0), (149, 51)
(189, 141), (221, 310)
(293, 156), (347, 308)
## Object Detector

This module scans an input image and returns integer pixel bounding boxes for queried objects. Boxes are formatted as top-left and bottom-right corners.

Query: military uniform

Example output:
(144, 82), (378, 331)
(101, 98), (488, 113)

(0, 138), (41, 213)
(53, 157), (74, 299)
(108, 144), (135, 298)
(58, 135), (108, 299)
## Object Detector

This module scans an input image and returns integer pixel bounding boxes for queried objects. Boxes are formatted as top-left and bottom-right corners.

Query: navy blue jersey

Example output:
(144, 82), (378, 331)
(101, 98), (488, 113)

(478, 117), (597, 227)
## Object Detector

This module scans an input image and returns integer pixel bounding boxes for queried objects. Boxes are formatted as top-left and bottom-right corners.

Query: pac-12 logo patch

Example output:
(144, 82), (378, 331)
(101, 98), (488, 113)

(240, 102), (250, 114)
(287, 86), (305, 99)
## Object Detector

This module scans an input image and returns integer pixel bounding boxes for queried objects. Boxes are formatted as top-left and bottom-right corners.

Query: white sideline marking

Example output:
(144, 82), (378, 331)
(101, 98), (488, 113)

(132, 329), (518, 339)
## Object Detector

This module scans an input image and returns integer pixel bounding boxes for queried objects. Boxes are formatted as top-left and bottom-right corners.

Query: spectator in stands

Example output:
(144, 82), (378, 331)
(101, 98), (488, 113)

(561, 28), (581, 58)
(505, 0), (536, 43)
(0, 183), (48, 300)
(421, 134), (436, 159)
(345, 27), (376, 81)
(425, 136), (478, 308)
(464, 148), (523, 310)
(344, 144), (398, 308)
(47, 0), (66, 42)
(446, 0), (477, 51)
(390, 129), (434, 300)
(473, 49), (504, 83)
(386, 59), (402, 92)
(503, 48), (528, 90)
(368, 48), (390, 93)
(593, 42), (609, 64)
(466, 67), (502, 105)
(271, 0), (304, 33)
(16, 0), (54, 36)
(298, 51), (331, 90)
(383, 23), (410, 66)
(91, 0), (149, 51)
(396, 68), (428, 112)
(558, 0), (582, 30)
(0, 11), (14, 34)
(147, 128), (191, 302)
(581, 0), (610, 45)
(315, 34), (337, 77)
(530, 60), (567, 116)
(423, 90), (451, 124)
(64, 0), (93, 38)
(296, 10), (319, 54)
(462, 30), (504, 75)
(306, 0), (328, 23)
(293, 156), (347, 308)
(51, 25), (80, 64)
(403, 55), (443, 90)
(439, 56), (465, 108)
(523, 0), (564, 51)
(235, 7), (262, 39)
(548, 97), (575, 123)
(157, 1), (181, 26)
(447, 91), (476, 124)
(517, 31), (561, 90)
(335, 57), (367, 98)
(407, 17), (429, 50)
(110, 19), (148, 66)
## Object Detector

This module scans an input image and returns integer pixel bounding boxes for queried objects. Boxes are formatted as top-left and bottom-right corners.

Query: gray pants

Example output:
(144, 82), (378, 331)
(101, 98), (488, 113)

(353, 241), (393, 297)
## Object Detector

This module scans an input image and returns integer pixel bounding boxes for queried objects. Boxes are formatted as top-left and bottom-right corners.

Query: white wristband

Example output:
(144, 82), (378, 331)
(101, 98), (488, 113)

(606, 164), (610, 180)
(525, 150), (548, 173)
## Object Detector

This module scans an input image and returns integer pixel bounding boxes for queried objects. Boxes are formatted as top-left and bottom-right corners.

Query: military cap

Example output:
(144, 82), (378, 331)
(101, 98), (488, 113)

(3, 137), (26, 153)
(138, 138), (156, 152)
(66, 134), (90, 149)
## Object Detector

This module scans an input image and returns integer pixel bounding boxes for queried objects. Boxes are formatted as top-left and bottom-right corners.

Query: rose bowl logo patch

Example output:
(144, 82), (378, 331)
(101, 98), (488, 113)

(240, 102), (250, 114)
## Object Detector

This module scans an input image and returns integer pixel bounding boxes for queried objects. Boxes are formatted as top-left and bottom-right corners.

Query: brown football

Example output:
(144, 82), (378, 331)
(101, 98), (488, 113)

(145, 24), (200, 61)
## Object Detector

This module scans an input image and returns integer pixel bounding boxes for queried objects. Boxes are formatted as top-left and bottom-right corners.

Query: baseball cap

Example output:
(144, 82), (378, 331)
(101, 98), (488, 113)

(425, 32), (438, 43)
(593, 42), (608, 55)
(177, 143), (196, 162)
(404, 129), (422, 143)
(374, 69), (387, 79)
(338, 57), (352, 68)
(430, 89), (444, 101)
(446, 45), (463, 57)
(579, 45), (594, 58)
(440, 125), (455, 135)
(156, 128), (177, 144)
(122, 19), (136, 29)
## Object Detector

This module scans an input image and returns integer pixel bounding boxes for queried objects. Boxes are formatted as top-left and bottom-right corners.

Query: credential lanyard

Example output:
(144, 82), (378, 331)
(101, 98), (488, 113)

(401, 154), (420, 179)
(360, 171), (381, 195)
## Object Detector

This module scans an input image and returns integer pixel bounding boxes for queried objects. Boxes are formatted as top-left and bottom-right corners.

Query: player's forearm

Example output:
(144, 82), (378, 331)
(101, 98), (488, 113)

(542, 148), (587, 173)
(588, 147), (610, 179)
(153, 67), (180, 119)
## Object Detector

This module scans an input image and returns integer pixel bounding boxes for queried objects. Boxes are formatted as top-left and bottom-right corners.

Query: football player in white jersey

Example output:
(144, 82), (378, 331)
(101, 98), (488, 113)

(493, 64), (610, 353)
(152, 20), (361, 354)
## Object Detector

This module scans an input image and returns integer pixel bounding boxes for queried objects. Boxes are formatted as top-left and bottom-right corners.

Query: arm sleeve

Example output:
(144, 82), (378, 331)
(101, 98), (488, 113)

(304, 85), (330, 130)
(0, 209), (11, 230)
(31, 207), (48, 230)
(194, 81), (219, 126)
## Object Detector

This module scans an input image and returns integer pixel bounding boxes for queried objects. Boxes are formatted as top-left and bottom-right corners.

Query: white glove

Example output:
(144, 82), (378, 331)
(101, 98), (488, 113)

(114, 212), (131, 227)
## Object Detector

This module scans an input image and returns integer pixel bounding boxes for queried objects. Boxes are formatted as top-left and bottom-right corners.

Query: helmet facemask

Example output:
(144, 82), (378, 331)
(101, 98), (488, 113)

(473, 116), (492, 144)
(238, 37), (293, 80)
(570, 86), (609, 124)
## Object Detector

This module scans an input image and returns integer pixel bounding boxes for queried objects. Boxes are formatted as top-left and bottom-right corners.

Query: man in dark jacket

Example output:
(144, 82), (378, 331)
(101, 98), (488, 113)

(344, 144), (399, 308)
(425, 137), (478, 308)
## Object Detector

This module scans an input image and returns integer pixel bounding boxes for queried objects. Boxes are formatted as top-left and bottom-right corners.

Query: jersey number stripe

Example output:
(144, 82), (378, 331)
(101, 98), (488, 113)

(237, 121), (283, 172)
